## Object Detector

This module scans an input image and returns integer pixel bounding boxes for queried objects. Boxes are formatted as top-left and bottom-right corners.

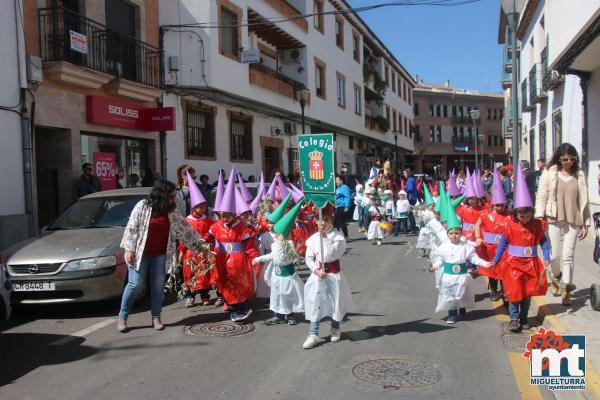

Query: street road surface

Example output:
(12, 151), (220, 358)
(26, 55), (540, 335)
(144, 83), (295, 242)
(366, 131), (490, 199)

(1, 229), (542, 400)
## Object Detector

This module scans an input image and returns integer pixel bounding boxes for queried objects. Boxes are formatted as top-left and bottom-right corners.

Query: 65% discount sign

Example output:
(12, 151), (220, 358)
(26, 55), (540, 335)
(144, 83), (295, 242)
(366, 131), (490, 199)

(92, 152), (117, 190)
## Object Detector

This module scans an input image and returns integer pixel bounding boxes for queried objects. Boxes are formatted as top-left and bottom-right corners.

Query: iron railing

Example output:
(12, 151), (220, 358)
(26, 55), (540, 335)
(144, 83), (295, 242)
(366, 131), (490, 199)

(451, 136), (475, 145)
(38, 7), (162, 88)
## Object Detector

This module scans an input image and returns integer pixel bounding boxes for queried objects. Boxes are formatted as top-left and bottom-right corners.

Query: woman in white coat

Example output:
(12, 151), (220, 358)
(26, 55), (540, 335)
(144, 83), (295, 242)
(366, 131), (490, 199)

(303, 206), (353, 349)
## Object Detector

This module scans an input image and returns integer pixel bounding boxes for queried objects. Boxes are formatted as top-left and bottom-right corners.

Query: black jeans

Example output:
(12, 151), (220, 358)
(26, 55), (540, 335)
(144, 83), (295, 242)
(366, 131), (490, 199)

(393, 218), (408, 235)
(334, 207), (349, 238)
(407, 211), (417, 233)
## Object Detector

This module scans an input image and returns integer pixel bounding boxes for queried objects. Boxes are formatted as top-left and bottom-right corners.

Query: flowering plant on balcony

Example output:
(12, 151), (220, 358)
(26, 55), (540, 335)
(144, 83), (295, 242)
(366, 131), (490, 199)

(363, 64), (387, 106)
(374, 115), (389, 132)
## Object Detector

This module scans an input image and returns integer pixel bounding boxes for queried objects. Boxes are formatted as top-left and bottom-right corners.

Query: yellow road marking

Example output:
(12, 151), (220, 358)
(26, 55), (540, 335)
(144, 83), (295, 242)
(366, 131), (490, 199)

(508, 352), (543, 400)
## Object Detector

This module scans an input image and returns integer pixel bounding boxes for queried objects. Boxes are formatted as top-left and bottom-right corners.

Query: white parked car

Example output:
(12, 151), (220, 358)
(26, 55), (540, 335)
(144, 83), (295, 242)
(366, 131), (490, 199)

(0, 256), (12, 328)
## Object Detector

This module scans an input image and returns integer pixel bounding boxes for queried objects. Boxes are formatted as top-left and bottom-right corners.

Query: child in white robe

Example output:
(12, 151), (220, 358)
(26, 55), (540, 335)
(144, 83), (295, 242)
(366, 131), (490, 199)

(429, 211), (490, 323)
(367, 196), (385, 245)
(302, 209), (353, 349)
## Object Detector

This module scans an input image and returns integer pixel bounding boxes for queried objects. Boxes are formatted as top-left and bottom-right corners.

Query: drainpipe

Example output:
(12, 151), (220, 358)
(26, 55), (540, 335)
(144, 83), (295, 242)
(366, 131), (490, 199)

(576, 72), (590, 171)
(21, 90), (35, 235)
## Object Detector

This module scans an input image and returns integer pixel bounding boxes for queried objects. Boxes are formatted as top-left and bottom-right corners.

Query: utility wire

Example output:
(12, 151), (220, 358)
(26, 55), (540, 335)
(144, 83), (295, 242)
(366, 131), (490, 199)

(164, 0), (484, 29)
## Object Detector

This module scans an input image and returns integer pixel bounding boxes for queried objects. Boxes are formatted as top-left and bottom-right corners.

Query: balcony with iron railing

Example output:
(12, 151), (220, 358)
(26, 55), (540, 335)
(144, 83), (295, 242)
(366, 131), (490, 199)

(249, 63), (307, 100)
(450, 115), (473, 124)
(521, 79), (535, 112)
(529, 64), (547, 104)
(38, 7), (162, 93)
(501, 67), (512, 90)
(451, 136), (475, 145)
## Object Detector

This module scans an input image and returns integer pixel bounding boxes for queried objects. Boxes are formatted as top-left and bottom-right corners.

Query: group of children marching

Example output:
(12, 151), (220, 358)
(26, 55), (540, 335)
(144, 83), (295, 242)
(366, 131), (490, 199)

(178, 167), (353, 349)
(353, 185), (417, 246)
(419, 165), (549, 332)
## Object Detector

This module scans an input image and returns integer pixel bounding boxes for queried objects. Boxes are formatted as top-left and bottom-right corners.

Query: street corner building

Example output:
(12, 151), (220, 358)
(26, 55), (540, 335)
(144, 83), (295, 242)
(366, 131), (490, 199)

(0, 0), (170, 251)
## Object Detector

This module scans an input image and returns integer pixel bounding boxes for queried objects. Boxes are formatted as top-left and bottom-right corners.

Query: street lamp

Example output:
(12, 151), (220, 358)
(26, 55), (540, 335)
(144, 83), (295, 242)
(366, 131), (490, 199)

(393, 129), (399, 176)
(296, 88), (310, 135)
(469, 109), (480, 170)
(501, 0), (521, 174)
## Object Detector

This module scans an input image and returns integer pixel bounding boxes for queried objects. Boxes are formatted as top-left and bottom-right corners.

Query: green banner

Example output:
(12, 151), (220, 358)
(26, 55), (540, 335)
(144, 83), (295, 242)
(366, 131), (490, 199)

(298, 134), (336, 208)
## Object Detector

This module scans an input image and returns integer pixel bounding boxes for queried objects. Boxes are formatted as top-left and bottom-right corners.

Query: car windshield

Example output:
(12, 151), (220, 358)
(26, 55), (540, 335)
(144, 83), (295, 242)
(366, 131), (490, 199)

(49, 195), (145, 230)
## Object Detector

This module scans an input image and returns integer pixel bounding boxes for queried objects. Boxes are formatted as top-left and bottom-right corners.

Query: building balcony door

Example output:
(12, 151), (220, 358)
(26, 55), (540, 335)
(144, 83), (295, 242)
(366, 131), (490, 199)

(261, 136), (284, 180)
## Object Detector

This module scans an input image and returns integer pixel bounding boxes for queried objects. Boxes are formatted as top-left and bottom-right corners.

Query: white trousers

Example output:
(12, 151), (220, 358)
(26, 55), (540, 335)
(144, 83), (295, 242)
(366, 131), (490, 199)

(547, 221), (579, 285)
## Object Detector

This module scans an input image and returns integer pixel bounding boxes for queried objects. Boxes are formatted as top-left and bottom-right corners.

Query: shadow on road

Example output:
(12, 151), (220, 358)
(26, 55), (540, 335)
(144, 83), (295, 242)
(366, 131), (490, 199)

(342, 318), (453, 342)
(0, 333), (97, 387)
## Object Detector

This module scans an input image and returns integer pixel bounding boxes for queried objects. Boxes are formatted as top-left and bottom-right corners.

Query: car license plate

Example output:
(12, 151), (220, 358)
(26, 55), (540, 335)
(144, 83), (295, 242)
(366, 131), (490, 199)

(11, 281), (56, 291)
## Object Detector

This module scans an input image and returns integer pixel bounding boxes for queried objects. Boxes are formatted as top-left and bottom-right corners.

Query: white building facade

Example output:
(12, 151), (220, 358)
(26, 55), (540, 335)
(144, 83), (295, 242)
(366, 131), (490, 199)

(159, 0), (415, 182)
(506, 0), (600, 213)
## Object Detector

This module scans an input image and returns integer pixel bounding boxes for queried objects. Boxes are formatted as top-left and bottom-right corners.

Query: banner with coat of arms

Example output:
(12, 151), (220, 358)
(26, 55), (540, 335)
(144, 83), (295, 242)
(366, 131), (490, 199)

(298, 133), (336, 208)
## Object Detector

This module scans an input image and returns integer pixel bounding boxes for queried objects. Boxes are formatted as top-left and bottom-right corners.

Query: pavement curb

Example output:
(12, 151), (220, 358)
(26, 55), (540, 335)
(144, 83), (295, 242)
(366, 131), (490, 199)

(532, 296), (600, 400)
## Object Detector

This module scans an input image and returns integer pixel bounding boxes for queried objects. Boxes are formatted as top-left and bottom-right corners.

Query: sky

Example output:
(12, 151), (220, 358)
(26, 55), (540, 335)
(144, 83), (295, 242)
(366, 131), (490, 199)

(347, 0), (503, 93)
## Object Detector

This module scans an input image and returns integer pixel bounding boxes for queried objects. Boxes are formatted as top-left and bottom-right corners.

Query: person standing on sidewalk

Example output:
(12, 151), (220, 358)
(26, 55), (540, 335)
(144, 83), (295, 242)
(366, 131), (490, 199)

(117, 180), (206, 332)
(75, 163), (102, 198)
(535, 143), (591, 306)
(334, 175), (351, 239)
(403, 168), (419, 233)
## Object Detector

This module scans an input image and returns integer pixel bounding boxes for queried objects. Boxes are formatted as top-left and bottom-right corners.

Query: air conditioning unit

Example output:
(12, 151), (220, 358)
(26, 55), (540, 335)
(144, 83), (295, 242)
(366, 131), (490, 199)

(283, 121), (297, 135)
(546, 69), (564, 90)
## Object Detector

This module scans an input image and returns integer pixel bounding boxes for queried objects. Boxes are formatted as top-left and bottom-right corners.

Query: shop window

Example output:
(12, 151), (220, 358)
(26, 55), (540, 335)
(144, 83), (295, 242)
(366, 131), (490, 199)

(185, 103), (215, 159)
(229, 112), (253, 162)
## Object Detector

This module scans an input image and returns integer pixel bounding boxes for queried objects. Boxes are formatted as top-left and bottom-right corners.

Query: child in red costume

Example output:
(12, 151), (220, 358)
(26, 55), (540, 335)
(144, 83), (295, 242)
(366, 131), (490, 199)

(179, 201), (214, 307)
(208, 211), (258, 321)
(457, 197), (484, 243)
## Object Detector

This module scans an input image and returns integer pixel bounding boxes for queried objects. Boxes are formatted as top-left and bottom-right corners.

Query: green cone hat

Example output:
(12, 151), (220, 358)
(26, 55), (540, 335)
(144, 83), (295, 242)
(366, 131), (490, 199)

(423, 183), (435, 207)
(266, 193), (292, 223)
(451, 195), (465, 209)
(445, 206), (462, 231)
(274, 199), (303, 238)
(434, 181), (445, 213)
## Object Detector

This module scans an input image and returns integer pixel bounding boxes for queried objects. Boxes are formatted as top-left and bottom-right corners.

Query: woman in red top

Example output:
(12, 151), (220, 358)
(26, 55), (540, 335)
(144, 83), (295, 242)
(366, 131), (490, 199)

(475, 166), (510, 301)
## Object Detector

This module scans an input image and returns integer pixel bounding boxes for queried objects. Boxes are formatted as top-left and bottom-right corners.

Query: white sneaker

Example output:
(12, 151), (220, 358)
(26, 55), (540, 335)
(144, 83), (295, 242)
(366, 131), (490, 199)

(303, 335), (319, 349)
(376, 240), (382, 246)
(185, 297), (195, 307)
(330, 328), (341, 342)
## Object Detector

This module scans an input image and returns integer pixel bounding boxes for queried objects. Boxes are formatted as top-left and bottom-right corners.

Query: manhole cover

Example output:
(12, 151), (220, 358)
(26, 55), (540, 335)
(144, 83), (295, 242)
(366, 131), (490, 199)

(352, 358), (442, 388)
(185, 321), (255, 337)
(503, 334), (529, 350)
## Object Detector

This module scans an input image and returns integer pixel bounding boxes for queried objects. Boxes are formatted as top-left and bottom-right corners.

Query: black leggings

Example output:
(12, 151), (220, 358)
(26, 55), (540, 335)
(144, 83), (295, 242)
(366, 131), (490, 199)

(334, 207), (349, 238)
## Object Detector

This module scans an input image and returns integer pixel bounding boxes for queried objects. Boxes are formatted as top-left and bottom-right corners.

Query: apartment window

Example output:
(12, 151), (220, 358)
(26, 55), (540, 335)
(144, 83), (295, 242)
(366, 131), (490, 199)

(403, 81), (407, 101)
(494, 135), (499, 146)
(429, 125), (435, 142)
(399, 114), (404, 135)
(392, 110), (397, 131)
(315, 57), (326, 99)
(552, 109), (562, 146)
(353, 84), (361, 115)
(336, 72), (346, 108)
(435, 104), (441, 117)
(384, 65), (389, 85)
(451, 105), (457, 117)
(436, 126), (442, 143)
(408, 88), (412, 105)
(391, 72), (396, 93)
(386, 106), (391, 130)
(405, 118), (409, 137)
(493, 109), (498, 120)
(499, 109), (503, 119)
(414, 124), (420, 142)
(335, 16), (344, 49)
(488, 135), (492, 146)
(313, 0), (324, 34)
(408, 119), (413, 138)
(468, 126), (473, 139)
(539, 121), (547, 161)
(429, 104), (434, 117)
(229, 112), (253, 162)
(487, 108), (491, 120)
(352, 32), (360, 62)
(414, 102), (420, 116)
(219, 4), (241, 60)
(443, 104), (448, 118)
(185, 103), (215, 159)
(529, 128), (535, 164)
(349, 136), (354, 150)
(459, 126), (464, 139)
(452, 126), (458, 140)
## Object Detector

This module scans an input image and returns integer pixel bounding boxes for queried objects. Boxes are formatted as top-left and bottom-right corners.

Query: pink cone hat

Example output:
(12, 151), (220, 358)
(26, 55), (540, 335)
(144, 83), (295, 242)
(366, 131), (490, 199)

(464, 168), (477, 198)
(475, 170), (486, 198)
(249, 185), (265, 215)
(491, 165), (507, 205)
(448, 170), (461, 197)
(214, 170), (225, 211)
(256, 172), (265, 199)
(266, 175), (280, 201)
(235, 187), (251, 216)
(513, 164), (533, 209)
(237, 173), (253, 203)
(288, 183), (304, 203)
(186, 171), (206, 209)
(278, 181), (290, 200)
(215, 166), (237, 213)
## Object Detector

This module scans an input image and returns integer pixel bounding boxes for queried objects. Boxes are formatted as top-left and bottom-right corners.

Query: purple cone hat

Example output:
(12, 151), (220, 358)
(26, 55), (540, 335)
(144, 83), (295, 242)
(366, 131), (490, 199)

(448, 170), (461, 197)
(235, 187), (251, 216)
(491, 165), (507, 205)
(186, 171), (206, 209)
(266, 175), (280, 201)
(464, 169), (477, 198)
(214, 170), (225, 211)
(249, 185), (265, 214)
(256, 172), (265, 199)
(278, 181), (291, 200)
(237, 173), (253, 203)
(288, 183), (304, 203)
(513, 164), (533, 209)
(475, 170), (486, 198)
(215, 166), (237, 213)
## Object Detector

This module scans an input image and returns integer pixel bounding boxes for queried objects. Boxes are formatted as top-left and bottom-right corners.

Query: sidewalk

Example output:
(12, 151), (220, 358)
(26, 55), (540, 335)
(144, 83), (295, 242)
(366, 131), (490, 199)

(532, 233), (600, 399)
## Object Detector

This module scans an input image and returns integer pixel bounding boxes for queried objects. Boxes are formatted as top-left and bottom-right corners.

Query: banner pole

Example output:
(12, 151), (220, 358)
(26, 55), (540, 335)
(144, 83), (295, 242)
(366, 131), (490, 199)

(318, 207), (325, 268)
